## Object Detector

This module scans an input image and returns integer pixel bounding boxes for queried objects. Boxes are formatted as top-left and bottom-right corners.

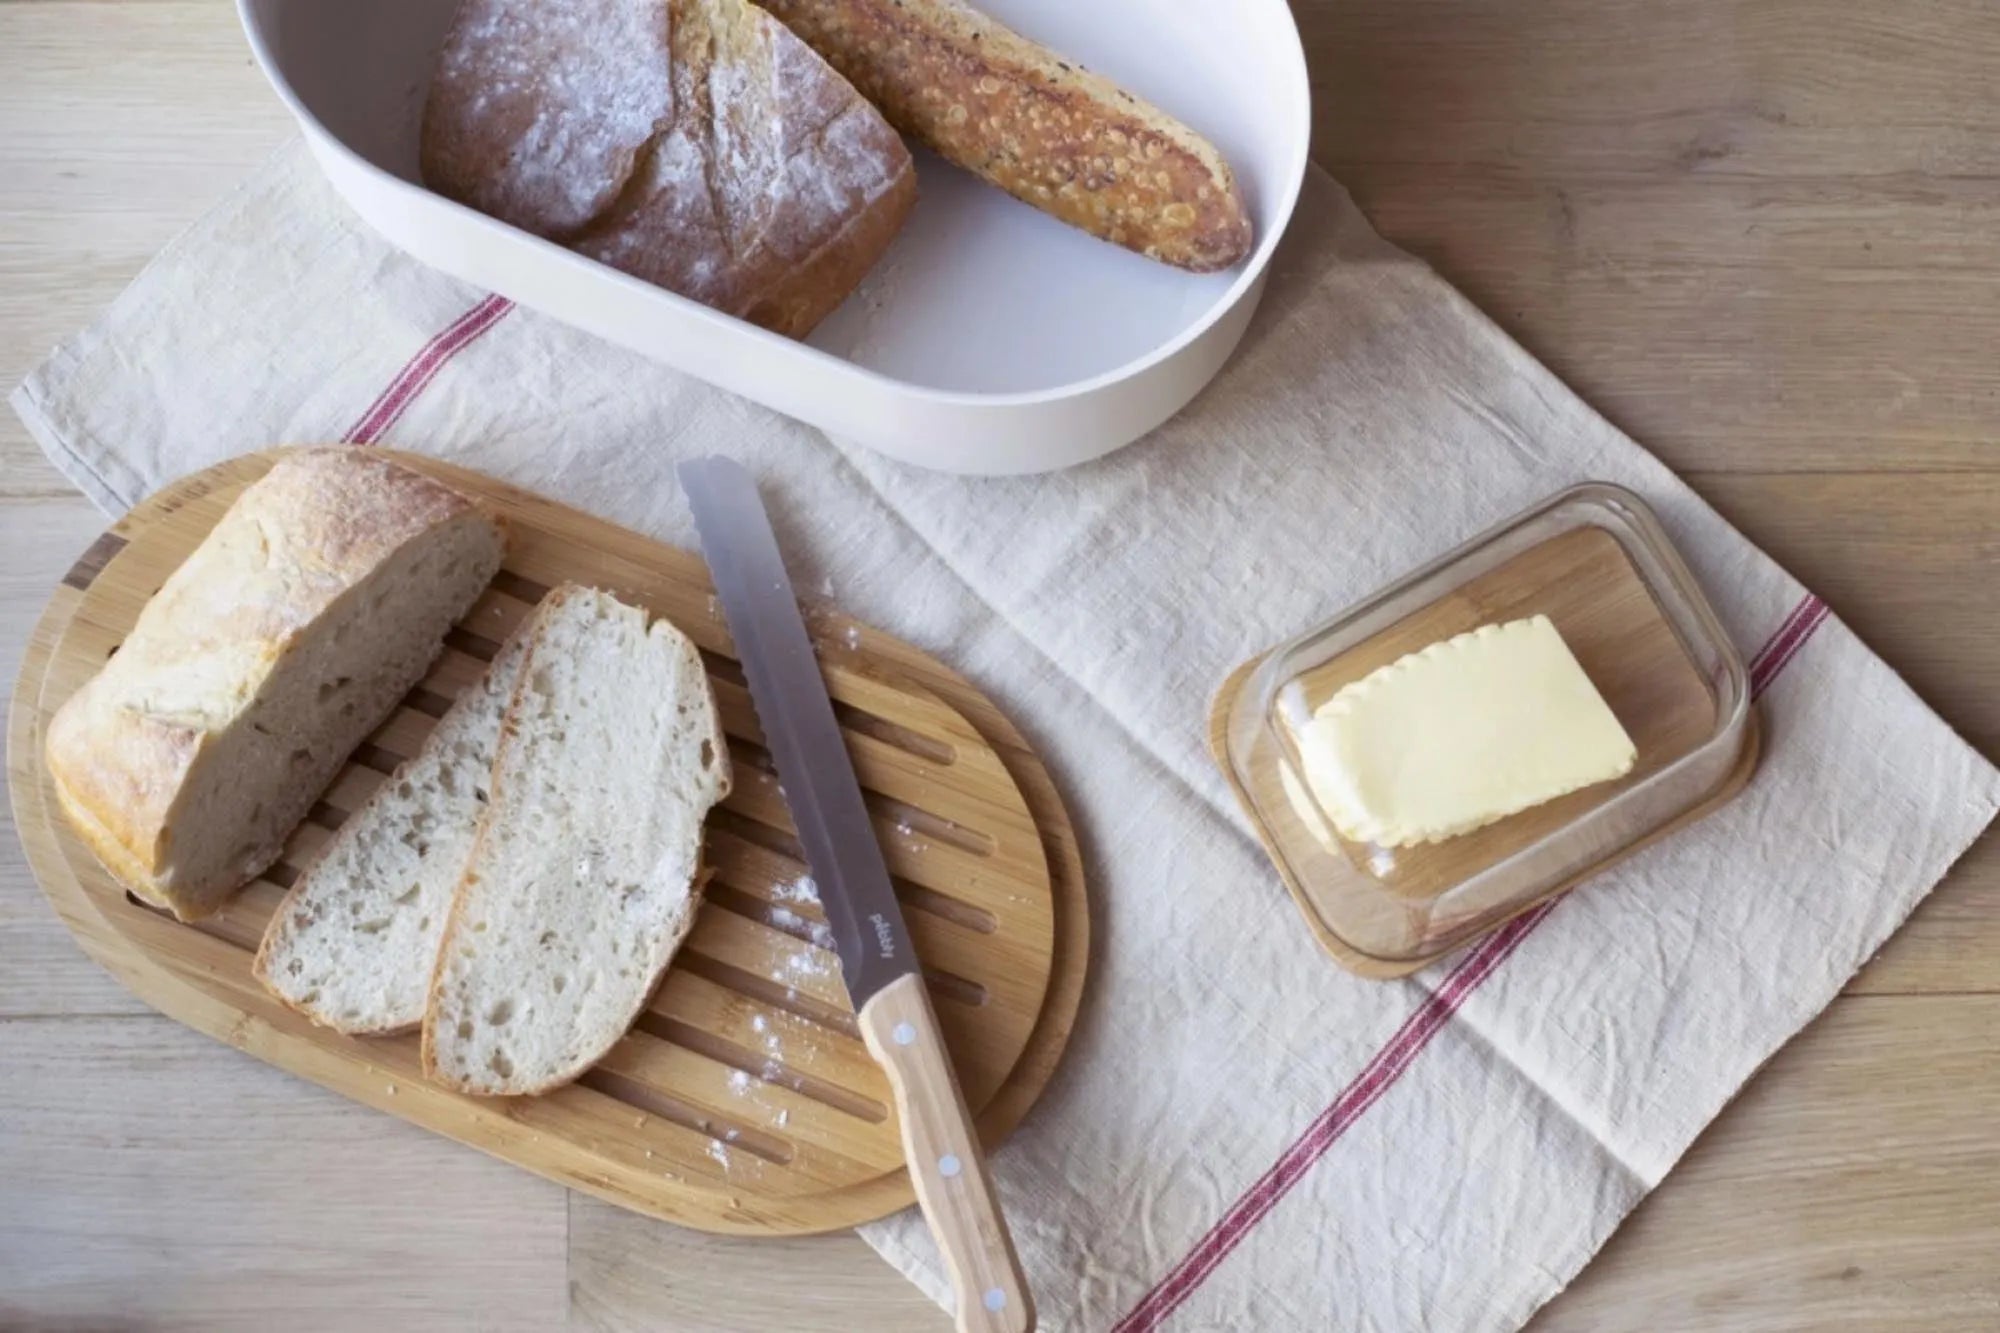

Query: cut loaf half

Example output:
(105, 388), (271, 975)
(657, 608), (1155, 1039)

(45, 449), (505, 919)
(424, 585), (731, 1096)
(255, 627), (532, 1035)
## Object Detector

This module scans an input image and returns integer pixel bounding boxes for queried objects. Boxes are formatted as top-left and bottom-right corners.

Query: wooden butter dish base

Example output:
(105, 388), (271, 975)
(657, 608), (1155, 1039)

(1211, 650), (1758, 978)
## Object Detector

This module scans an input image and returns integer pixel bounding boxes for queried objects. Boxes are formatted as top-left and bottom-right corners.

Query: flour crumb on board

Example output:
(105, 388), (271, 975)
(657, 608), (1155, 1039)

(747, 1009), (785, 1061)
(727, 1068), (754, 1095)
(707, 1140), (731, 1169)
(784, 949), (833, 981)
(769, 905), (838, 950)
(772, 873), (819, 905)
(776, 1109), (790, 1128)
(842, 624), (861, 649)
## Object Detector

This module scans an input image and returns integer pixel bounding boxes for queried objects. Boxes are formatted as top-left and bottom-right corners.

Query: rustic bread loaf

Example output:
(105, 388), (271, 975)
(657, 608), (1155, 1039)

(423, 585), (730, 1097)
(422, 0), (917, 338)
(254, 625), (530, 1035)
(45, 450), (505, 920)
(757, 0), (1253, 271)
(420, 0), (676, 240)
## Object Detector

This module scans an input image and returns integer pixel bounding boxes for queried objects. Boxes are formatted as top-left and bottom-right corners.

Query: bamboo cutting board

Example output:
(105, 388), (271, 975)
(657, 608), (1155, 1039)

(6, 449), (1089, 1236)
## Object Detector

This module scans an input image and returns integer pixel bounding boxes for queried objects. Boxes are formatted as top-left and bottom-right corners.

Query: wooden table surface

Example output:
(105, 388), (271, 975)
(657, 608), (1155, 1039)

(3, 3), (1996, 1329)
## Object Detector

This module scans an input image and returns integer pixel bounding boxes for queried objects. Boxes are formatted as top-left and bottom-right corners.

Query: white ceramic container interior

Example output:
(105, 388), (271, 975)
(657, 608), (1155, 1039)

(238, 0), (1311, 474)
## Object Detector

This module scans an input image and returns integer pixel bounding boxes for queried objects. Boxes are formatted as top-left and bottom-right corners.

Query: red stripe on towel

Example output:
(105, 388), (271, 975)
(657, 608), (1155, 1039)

(342, 294), (515, 444)
(1747, 594), (1818, 680)
(1110, 902), (1553, 1333)
(1751, 596), (1828, 697)
(1112, 593), (1832, 1330)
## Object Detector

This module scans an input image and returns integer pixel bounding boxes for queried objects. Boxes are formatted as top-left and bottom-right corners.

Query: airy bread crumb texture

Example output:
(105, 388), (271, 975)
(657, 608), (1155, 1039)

(255, 628), (531, 1035)
(424, 585), (731, 1096)
(45, 449), (505, 918)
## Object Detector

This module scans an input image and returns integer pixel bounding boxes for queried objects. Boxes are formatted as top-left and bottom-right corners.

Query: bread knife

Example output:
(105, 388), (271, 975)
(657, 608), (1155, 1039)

(678, 456), (1034, 1333)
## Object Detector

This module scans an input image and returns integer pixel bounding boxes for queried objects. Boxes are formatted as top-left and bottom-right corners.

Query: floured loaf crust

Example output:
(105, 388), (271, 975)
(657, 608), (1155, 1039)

(422, 0), (916, 337)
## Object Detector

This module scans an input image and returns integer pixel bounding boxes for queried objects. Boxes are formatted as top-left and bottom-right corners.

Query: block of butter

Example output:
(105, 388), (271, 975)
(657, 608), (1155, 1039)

(1290, 615), (1637, 848)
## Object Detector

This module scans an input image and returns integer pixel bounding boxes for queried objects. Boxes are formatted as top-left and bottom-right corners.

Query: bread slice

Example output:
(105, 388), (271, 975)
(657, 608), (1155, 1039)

(254, 626), (531, 1035)
(758, 0), (1253, 271)
(45, 450), (505, 919)
(423, 585), (730, 1096)
(422, 0), (917, 338)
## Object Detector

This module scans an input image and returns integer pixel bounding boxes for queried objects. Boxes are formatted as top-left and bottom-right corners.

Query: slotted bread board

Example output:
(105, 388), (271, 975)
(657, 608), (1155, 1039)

(7, 449), (1089, 1236)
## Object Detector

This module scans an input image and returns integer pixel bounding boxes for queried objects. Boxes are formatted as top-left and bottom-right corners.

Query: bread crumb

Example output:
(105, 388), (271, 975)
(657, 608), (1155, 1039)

(768, 904), (837, 950)
(772, 874), (819, 905)
(784, 950), (832, 980)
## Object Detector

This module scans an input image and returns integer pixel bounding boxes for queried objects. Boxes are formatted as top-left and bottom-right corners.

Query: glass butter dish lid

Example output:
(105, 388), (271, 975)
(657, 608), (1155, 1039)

(1210, 483), (1759, 978)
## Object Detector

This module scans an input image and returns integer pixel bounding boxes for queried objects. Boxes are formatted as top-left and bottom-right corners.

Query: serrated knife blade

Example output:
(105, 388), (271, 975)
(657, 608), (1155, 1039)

(679, 455), (1034, 1333)
(676, 454), (915, 1011)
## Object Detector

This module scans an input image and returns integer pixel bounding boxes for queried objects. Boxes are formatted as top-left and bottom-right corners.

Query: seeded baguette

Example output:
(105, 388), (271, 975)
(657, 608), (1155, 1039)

(423, 585), (730, 1097)
(757, 0), (1253, 271)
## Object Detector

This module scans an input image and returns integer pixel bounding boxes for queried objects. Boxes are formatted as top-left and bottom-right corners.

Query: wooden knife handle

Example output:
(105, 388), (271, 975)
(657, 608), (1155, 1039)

(858, 971), (1035, 1333)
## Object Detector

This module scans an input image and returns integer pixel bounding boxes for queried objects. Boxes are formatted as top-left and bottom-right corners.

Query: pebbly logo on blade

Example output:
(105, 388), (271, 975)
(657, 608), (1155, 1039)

(869, 913), (896, 959)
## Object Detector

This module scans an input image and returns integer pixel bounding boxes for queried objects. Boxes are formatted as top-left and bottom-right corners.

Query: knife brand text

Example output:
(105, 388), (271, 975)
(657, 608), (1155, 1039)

(869, 912), (896, 959)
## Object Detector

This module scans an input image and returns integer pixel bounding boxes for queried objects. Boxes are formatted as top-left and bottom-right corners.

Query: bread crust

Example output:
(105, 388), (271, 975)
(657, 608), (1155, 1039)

(737, 152), (919, 337)
(44, 450), (502, 918)
(423, 0), (915, 337)
(420, 0), (677, 239)
(757, 0), (1253, 270)
(252, 623), (530, 1037)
